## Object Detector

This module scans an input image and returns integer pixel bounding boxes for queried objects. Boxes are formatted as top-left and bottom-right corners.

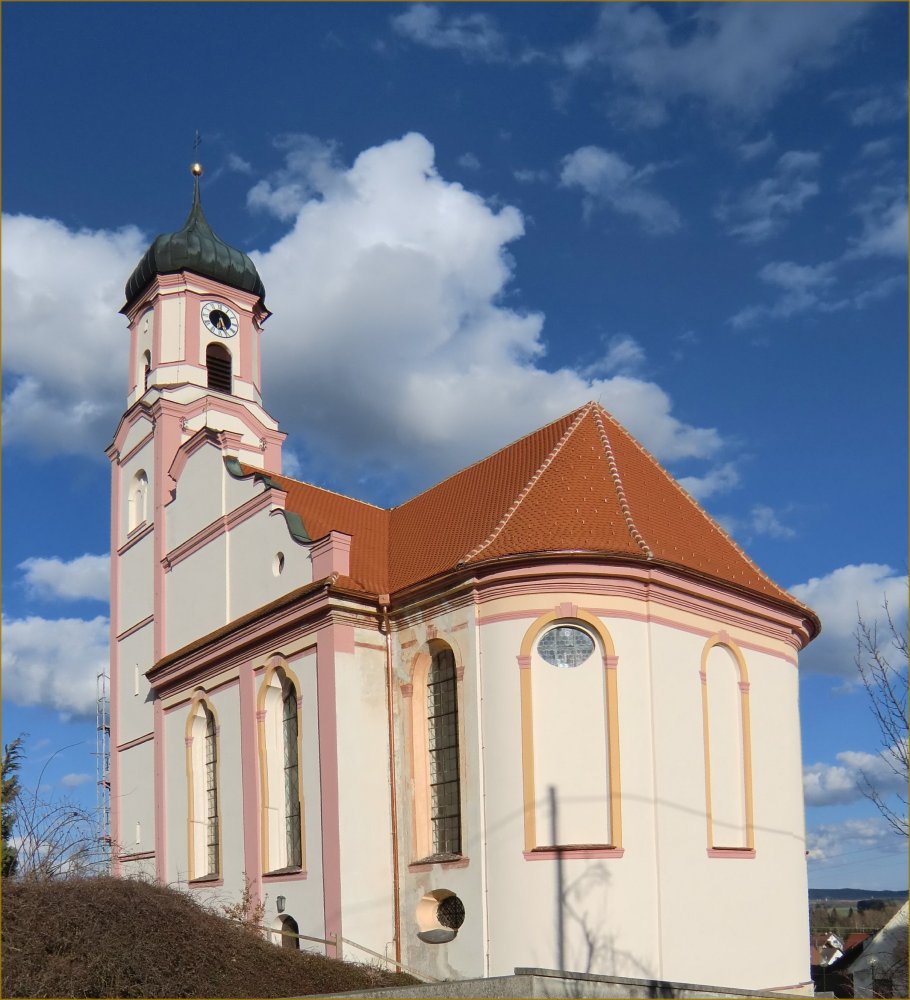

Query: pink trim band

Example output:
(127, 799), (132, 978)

(263, 870), (308, 882)
(118, 850), (155, 862)
(117, 614), (155, 642)
(524, 847), (625, 861)
(707, 848), (756, 859)
(117, 732), (154, 752)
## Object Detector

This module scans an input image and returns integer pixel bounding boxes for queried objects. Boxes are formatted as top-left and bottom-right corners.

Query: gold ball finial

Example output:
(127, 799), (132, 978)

(191, 162), (203, 176)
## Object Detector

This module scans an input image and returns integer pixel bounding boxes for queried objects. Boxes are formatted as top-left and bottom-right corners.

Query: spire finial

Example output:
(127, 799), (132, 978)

(191, 130), (203, 178)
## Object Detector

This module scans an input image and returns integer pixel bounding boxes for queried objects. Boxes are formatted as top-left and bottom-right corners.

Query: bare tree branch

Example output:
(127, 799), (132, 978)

(855, 600), (909, 837)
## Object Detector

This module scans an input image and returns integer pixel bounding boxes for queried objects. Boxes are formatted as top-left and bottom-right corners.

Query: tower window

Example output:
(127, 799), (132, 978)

(142, 351), (151, 392)
(206, 343), (232, 394)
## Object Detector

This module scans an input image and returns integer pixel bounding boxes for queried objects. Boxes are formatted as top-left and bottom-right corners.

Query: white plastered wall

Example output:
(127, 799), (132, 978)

(166, 536), (227, 653)
(117, 740), (155, 862)
(119, 535), (154, 631)
(475, 604), (660, 981)
(648, 620), (808, 991)
(166, 444), (228, 552)
(228, 507), (312, 621)
(117, 622), (154, 744)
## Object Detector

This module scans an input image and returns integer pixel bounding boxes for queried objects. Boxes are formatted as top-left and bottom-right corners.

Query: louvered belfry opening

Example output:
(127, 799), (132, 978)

(206, 343), (232, 394)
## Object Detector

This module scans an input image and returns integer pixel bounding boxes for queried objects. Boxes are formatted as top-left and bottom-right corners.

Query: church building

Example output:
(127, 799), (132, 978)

(107, 167), (820, 993)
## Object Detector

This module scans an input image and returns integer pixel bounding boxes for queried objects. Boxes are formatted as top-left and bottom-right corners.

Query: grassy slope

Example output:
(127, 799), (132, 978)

(2, 877), (417, 998)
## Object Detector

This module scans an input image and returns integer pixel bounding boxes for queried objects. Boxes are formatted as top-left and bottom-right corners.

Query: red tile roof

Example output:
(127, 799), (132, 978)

(240, 402), (818, 632)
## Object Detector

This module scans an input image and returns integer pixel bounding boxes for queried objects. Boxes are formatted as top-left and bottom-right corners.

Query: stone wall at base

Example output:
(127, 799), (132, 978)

(321, 966), (816, 999)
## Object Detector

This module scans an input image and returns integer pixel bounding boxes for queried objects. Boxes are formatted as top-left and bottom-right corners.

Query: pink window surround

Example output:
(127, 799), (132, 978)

(524, 847), (625, 861)
(707, 848), (756, 859)
(407, 856), (469, 873)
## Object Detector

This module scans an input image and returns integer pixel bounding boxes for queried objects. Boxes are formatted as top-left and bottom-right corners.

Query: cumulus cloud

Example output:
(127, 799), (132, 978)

(457, 152), (481, 171)
(560, 146), (681, 234)
(790, 564), (909, 678)
(561, 3), (868, 123)
(2, 132), (729, 501)
(1, 216), (147, 455)
(1, 614), (109, 718)
(748, 504), (796, 539)
(391, 4), (507, 62)
(805, 746), (907, 807)
(678, 462), (740, 502)
(19, 553), (110, 603)
(248, 132), (722, 495)
(716, 150), (821, 244)
(832, 81), (909, 127)
(806, 816), (907, 865)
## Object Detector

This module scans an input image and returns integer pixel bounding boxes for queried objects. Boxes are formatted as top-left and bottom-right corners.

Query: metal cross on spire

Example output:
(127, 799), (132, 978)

(191, 130), (203, 177)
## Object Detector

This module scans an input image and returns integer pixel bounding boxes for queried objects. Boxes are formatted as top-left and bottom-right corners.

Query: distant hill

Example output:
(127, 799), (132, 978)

(809, 887), (909, 901)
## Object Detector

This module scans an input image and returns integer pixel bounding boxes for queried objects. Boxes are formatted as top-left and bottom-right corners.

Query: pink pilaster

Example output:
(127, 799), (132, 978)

(238, 661), (263, 904)
(109, 459), (122, 874)
(316, 622), (349, 958)
(154, 698), (167, 882)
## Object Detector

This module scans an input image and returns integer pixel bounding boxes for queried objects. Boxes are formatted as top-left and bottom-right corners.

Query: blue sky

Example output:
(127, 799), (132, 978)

(2, 2), (907, 890)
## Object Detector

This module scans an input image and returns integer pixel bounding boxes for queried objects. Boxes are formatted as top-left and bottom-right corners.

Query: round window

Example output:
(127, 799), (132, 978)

(537, 625), (595, 668)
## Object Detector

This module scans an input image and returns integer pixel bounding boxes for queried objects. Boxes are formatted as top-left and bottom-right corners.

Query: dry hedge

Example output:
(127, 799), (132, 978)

(2, 877), (417, 997)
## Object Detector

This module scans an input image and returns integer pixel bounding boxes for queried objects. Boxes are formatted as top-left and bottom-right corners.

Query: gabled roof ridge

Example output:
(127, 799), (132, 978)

(594, 404), (809, 612)
(244, 464), (388, 511)
(591, 405), (654, 561)
(391, 403), (591, 512)
(460, 402), (594, 564)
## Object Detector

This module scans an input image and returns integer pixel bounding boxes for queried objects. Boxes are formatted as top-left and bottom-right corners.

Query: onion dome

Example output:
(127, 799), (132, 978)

(124, 166), (265, 308)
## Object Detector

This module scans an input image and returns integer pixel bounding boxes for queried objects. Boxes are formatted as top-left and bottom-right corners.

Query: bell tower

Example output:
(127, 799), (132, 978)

(106, 163), (285, 879)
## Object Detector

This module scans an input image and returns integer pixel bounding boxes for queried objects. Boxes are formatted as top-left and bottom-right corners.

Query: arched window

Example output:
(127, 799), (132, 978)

(701, 638), (754, 854)
(142, 350), (151, 392)
(206, 343), (232, 394)
(259, 665), (304, 873)
(517, 609), (623, 858)
(427, 645), (461, 856)
(186, 696), (221, 880)
(128, 470), (148, 532)
(283, 688), (302, 869)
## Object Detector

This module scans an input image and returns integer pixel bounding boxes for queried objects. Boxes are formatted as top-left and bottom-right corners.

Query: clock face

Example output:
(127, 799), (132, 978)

(201, 301), (239, 338)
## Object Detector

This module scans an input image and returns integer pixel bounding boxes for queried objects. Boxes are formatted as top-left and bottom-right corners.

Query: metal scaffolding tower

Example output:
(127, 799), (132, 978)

(96, 669), (111, 869)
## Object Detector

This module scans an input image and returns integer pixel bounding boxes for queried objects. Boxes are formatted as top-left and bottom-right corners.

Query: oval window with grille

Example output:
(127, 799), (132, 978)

(537, 626), (595, 669)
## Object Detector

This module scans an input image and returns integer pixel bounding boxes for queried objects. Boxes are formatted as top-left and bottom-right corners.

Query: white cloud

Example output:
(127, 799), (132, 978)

(2, 132), (728, 500)
(678, 461), (740, 502)
(749, 504), (796, 539)
(737, 133), (776, 161)
(247, 134), (343, 222)
(249, 132), (722, 493)
(848, 189), (908, 259)
(582, 334), (646, 378)
(1, 216), (147, 455)
(716, 150), (821, 244)
(60, 773), (93, 788)
(392, 4), (507, 62)
(790, 564), (909, 678)
(807, 817), (906, 865)
(1, 614), (109, 718)
(226, 153), (253, 174)
(804, 747), (906, 807)
(836, 81), (909, 127)
(513, 167), (550, 184)
(19, 553), (109, 603)
(457, 152), (481, 171)
(560, 146), (681, 235)
(562, 4), (868, 122)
